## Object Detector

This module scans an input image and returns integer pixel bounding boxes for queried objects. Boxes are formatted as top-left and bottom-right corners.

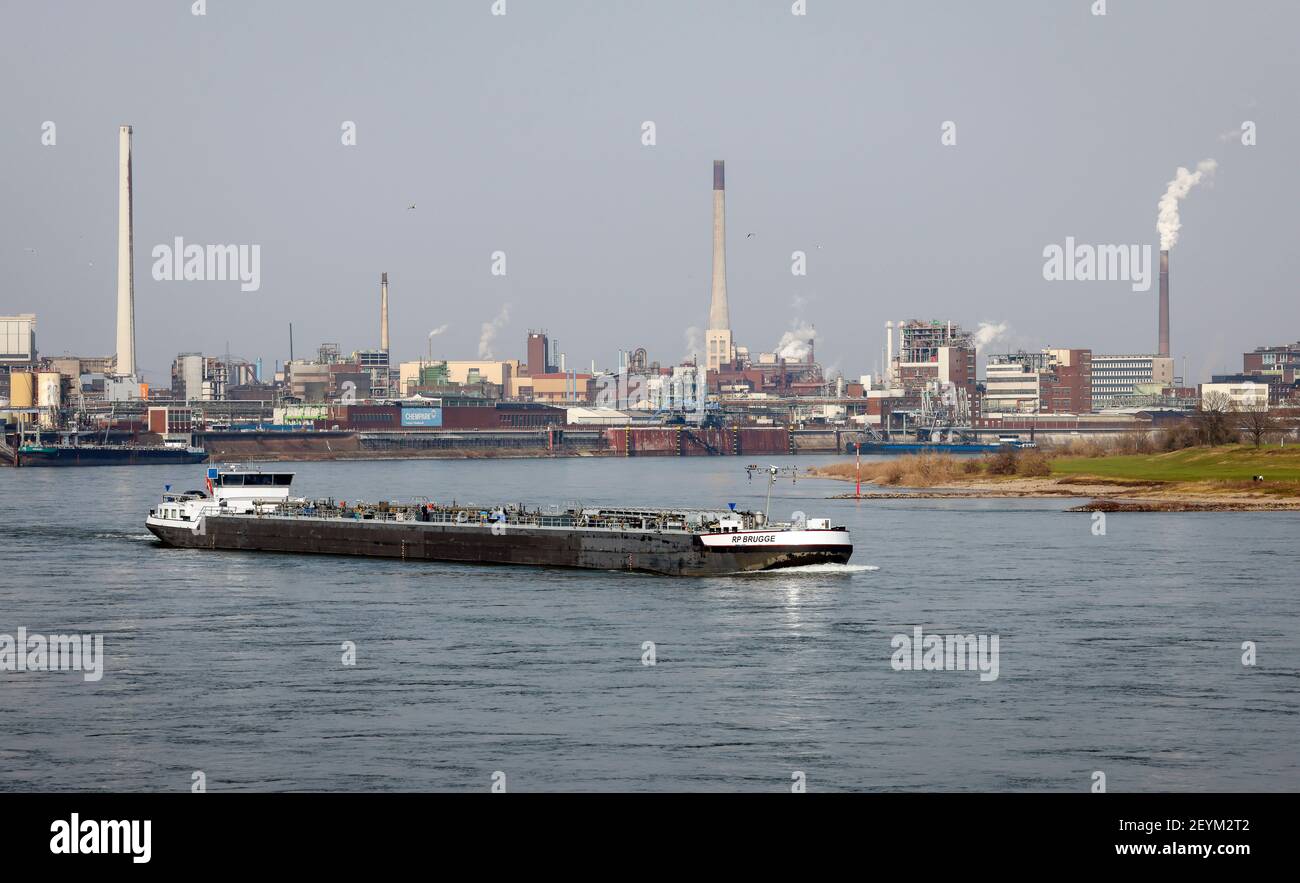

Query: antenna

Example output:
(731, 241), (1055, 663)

(745, 463), (798, 524)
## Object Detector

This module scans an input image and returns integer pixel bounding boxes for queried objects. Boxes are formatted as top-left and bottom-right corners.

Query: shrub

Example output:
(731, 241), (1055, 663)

(1015, 448), (1052, 477)
(985, 447), (1020, 475)
(1158, 423), (1199, 451)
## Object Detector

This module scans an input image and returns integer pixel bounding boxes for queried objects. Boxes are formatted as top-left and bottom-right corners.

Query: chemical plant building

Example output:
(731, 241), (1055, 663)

(892, 320), (978, 401)
(1089, 354), (1175, 408)
(1198, 380), (1269, 410)
(1213, 341), (1300, 405)
(984, 349), (1093, 415)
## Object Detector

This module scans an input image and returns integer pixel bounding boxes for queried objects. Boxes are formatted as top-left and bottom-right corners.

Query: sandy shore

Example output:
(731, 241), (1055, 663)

(811, 471), (1300, 511)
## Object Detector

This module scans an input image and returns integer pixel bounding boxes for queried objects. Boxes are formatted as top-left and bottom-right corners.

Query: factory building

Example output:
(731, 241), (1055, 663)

(354, 349), (391, 397)
(327, 400), (566, 431)
(0, 314), (37, 368)
(1243, 341), (1300, 378)
(893, 320), (978, 399)
(1230, 342), (1300, 404)
(0, 314), (37, 406)
(1199, 380), (1269, 411)
(1091, 354), (1174, 409)
(169, 353), (258, 402)
(644, 365), (707, 414)
(984, 349), (1092, 414)
(286, 360), (331, 402)
(511, 372), (593, 402)
(526, 331), (556, 376)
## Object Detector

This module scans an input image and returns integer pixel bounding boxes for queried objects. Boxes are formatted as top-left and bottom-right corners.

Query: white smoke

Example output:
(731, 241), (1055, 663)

(972, 320), (1009, 350)
(1157, 159), (1217, 250)
(683, 325), (703, 363)
(428, 325), (448, 339)
(478, 305), (510, 359)
(775, 320), (817, 361)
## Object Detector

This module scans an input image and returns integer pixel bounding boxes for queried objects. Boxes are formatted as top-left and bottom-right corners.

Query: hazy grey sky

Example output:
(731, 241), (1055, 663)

(2, 0), (1297, 385)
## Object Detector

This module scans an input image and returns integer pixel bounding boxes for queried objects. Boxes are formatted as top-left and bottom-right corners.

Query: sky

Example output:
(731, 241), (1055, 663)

(2, 0), (1297, 386)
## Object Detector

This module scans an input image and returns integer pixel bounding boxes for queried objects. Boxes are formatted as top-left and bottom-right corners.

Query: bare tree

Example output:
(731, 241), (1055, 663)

(1239, 404), (1278, 448)
(1195, 391), (1235, 446)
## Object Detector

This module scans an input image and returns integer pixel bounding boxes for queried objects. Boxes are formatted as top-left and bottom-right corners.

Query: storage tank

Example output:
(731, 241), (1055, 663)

(37, 372), (62, 409)
(10, 372), (35, 407)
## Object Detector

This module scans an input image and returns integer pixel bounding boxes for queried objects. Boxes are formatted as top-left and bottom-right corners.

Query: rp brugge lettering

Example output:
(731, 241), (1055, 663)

(732, 534), (777, 544)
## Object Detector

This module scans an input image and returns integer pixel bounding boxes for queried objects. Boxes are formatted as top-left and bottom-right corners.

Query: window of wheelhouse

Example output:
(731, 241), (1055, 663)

(219, 473), (292, 486)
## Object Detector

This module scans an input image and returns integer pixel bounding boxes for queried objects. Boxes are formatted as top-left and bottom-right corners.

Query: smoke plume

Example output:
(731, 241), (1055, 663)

(972, 321), (1009, 350)
(478, 305), (510, 359)
(775, 320), (817, 361)
(1157, 159), (1216, 250)
(682, 325), (703, 364)
(428, 325), (448, 339)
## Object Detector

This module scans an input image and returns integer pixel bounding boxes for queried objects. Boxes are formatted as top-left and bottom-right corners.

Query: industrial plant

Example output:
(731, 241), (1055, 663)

(1, 137), (1296, 466)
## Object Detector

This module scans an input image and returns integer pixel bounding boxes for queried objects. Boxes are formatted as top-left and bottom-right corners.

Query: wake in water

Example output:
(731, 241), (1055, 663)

(94, 532), (159, 543)
(743, 563), (878, 576)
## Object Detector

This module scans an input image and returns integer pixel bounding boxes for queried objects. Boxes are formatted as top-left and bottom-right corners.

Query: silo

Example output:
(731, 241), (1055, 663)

(37, 372), (62, 408)
(10, 372), (35, 407)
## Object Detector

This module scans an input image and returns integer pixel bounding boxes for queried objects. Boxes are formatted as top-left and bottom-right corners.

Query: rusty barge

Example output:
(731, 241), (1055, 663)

(145, 466), (853, 577)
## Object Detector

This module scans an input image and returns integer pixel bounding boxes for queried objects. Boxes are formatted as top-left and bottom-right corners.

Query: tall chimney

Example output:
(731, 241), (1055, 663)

(708, 160), (728, 331)
(1158, 250), (1170, 357)
(380, 272), (390, 352)
(885, 321), (894, 384)
(115, 125), (136, 378)
(704, 160), (733, 372)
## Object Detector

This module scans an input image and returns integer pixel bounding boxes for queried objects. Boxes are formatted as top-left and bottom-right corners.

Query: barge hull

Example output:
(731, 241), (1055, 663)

(146, 516), (850, 577)
(19, 448), (209, 467)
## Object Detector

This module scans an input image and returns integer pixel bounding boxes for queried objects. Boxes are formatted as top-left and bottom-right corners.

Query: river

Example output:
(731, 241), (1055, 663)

(1, 455), (1296, 791)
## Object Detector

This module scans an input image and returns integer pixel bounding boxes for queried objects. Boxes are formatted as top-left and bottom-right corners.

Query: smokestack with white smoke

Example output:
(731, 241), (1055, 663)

(478, 305), (510, 359)
(428, 325), (448, 339)
(1157, 159), (1216, 250)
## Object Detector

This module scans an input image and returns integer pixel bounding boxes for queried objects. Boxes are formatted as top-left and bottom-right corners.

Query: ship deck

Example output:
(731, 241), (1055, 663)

(167, 498), (780, 535)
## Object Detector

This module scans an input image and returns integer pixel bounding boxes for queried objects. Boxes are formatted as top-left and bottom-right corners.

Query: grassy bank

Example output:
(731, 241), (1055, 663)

(1048, 444), (1300, 483)
(807, 444), (1300, 504)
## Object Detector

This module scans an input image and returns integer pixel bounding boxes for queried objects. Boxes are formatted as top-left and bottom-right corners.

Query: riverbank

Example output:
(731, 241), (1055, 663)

(808, 445), (1300, 511)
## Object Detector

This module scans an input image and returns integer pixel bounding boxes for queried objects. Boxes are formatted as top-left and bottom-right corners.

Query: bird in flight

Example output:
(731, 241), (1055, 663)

(407, 204), (417, 210)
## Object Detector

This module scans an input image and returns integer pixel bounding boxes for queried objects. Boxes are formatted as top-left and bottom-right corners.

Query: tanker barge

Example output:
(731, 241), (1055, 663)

(145, 466), (852, 576)
(18, 442), (208, 467)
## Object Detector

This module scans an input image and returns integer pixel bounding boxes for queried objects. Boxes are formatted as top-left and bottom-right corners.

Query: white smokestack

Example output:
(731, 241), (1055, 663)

(1157, 159), (1216, 250)
(885, 321), (893, 383)
(380, 272), (390, 352)
(115, 125), (136, 378)
(708, 161), (728, 331)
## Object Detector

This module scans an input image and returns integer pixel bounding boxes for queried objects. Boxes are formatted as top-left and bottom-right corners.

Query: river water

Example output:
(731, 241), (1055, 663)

(1, 455), (1296, 792)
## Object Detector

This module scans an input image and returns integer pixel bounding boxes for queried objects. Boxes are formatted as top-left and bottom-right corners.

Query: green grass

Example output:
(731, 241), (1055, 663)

(1049, 444), (1300, 484)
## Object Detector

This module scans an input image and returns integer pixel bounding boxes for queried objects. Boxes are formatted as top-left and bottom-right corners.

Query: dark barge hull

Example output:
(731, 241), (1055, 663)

(146, 516), (851, 577)
(19, 448), (209, 467)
